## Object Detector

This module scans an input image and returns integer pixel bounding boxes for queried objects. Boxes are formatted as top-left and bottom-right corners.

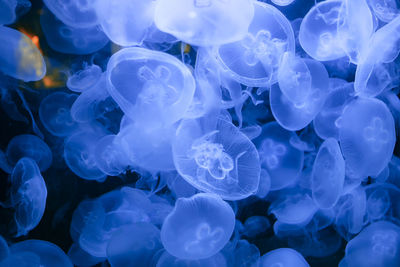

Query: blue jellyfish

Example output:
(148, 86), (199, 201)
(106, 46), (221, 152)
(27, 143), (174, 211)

(156, 251), (227, 267)
(0, 251), (41, 266)
(10, 240), (72, 267)
(340, 221), (400, 267)
(95, 0), (155, 47)
(106, 222), (162, 267)
(161, 193), (235, 260)
(271, 0), (295, 6)
(40, 8), (109, 55)
(154, 0), (254, 47)
(254, 122), (304, 191)
(242, 216), (270, 238)
(167, 172), (198, 199)
(254, 169), (271, 198)
(6, 134), (52, 172)
(172, 116), (260, 200)
(42, 0), (99, 28)
(270, 57), (329, 131)
(224, 239), (260, 267)
(106, 47), (195, 127)
(67, 243), (105, 267)
(338, 97), (396, 179)
(216, 1), (295, 87)
(39, 92), (78, 137)
(9, 158), (47, 237)
(0, 26), (46, 81)
(0, 0), (17, 25)
(299, 0), (346, 61)
(260, 248), (310, 267)
(63, 130), (107, 180)
(368, 0), (400, 23)
(67, 64), (102, 93)
(365, 183), (400, 223)
(311, 138), (345, 209)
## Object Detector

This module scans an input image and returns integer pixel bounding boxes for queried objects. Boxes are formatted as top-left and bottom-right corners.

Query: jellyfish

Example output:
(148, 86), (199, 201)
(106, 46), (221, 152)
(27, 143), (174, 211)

(172, 116), (260, 200)
(311, 138), (345, 209)
(0, 251), (41, 266)
(6, 134), (52, 172)
(9, 158), (47, 237)
(340, 221), (400, 267)
(367, 188), (391, 221)
(39, 92), (78, 137)
(0, 236), (9, 262)
(106, 223), (162, 267)
(260, 248), (310, 267)
(67, 243), (105, 267)
(0, 0), (17, 25)
(271, 0), (295, 6)
(253, 122), (304, 191)
(161, 193), (235, 260)
(0, 26), (45, 81)
(242, 216), (270, 238)
(299, 0), (346, 61)
(255, 169), (271, 198)
(313, 79), (355, 140)
(156, 251), (227, 267)
(167, 173), (198, 199)
(40, 7), (109, 55)
(367, 0), (400, 23)
(225, 240), (260, 267)
(106, 47), (195, 127)
(364, 183), (400, 223)
(63, 130), (107, 180)
(338, 97), (396, 179)
(270, 58), (329, 131)
(67, 64), (102, 93)
(154, 0), (254, 47)
(95, 0), (155, 47)
(216, 1), (295, 87)
(10, 240), (72, 267)
(42, 0), (99, 28)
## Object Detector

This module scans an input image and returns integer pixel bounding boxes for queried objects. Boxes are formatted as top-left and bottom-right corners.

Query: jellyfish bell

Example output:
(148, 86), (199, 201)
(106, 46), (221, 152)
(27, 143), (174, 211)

(260, 248), (310, 267)
(67, 64), (102, 93)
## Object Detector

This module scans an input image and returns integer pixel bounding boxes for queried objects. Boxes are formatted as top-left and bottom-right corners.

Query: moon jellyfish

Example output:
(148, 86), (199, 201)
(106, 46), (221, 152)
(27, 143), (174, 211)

(39, 92), (78, 137)
(154, 0), (254, 47)
(68, 243), (104, 267)
(106, 47), (195, 127)
(216, 1), (295, 87)
(172, 117), (260, 200)
(9, 158), (47, 237)
(368, 0), (400, 23)
(242, 216), (270, 238)
(254, 122), (304, 191)
(161, 193), (235, 260)
(42, 0), (99, 28)
(311, 138), (345, 209)
(313, 80), (354, 140)
(64, 130), (107, 180)
(367, 188), (391, 221)
(0, 0), (17, 25)
(299, 0), (346, 61)
(260, 248), (310, 267)
(106, 223), (162, 267)
(271, 58), (329, 131)
(6, 134), (52, 172)
(340, 221), (400, 267)
(0, 26), (45, 81)
(255, 168), (271, 198)
(95, 0), (155, 47)
(156, 251), (227, 267)
(271, 0), (295, 6)
(364, 183), (400, 223)
(40, 8), (109, 55)
(67, 64), (102, 93)
(10, 240), (72, 267)
(339, 97), (396, 179)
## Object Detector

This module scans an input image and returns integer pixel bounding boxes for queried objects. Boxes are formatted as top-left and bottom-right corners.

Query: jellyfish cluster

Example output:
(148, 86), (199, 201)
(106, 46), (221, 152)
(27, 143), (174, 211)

(0, 0), (400, 266)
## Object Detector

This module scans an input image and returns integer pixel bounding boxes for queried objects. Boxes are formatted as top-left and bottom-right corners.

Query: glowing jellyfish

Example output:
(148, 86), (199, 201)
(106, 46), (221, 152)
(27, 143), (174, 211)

(156, 251), (227, 267)
(6, 134), (52, 172)
(367, 188), (391, 221)
(154, 0), (254, 47)
(42, 0), (99, 28)
(64, 130), (107, 180)
(172, 117), (260, 200)
(106, 223), (162, 267)
(271, 0), (295, 6)
(9, 158), (47, 237)
(0, 26), (46, 81)
(216, 1), (295, 87)
(10, 240), (72, 267)
(338, 97), (395, 179)
(311, 138), (345, 209)
(67, 64), (102, 93)
(260, 248), (310, 267)
(95, 0), (155, 46)
(367, 0), (400, 23)
(161, 193), (235, 260)
(364, 183), (400, 223)
(254, 122), (304, 191)
(40, 8), (109, 55)
(242, 216), (270, 238)
(228, 240), (260, 267)
(313, 79), (354, 140)
(340, 221), (400, 267)
(39, 92), (78, 137)
(0, 0), (17, 25)
(354, 15), (400, 97)
(67, 243), (105, 267)
(299, 0), (346, 61)
(106, 47), (195, 127)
